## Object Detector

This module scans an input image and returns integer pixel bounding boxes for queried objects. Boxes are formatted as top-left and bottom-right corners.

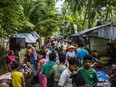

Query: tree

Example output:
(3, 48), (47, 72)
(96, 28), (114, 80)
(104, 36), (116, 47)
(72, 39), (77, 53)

(0, 0), (34, 37)
(0, 0), (115, 37)
(29, 0), (59, 37)
(63, 0), (116, 34)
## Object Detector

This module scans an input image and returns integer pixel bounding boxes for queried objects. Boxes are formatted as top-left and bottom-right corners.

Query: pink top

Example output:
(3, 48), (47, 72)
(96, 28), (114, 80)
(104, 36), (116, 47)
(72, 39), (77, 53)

(8, 56), (15, 63)
(38, 59), (46, 69)
(38, 58), (47, 87)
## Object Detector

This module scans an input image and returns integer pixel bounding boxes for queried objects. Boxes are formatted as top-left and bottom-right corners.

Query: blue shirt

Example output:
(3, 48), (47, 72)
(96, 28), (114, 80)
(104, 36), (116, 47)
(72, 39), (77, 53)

(76, 49), (89, 60)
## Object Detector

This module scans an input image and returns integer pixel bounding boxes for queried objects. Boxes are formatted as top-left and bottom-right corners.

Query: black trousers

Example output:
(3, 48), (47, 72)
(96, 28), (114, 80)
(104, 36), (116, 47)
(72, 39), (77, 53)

(47, 78), (54, 87)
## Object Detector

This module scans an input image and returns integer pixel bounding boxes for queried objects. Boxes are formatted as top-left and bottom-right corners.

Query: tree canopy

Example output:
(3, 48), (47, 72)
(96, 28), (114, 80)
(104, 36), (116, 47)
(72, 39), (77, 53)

(0, 0), (115, 37)
(61, 0), (116, 34)
(0, 0), (34, 37)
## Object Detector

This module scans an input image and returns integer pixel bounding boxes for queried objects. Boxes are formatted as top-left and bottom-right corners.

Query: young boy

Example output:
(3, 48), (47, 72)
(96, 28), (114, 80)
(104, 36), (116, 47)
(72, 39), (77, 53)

(50, 54), (66, 87)
(42, 52), (56, 87)
(78, 55), (98, 87)
(10, 61), (26, 87)
(58, 58), (79, 87)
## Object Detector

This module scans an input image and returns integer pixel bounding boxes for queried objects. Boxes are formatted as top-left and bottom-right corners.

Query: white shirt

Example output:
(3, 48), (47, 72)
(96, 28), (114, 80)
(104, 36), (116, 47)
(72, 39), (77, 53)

(66, 51), (76, 59)
(58, 68), (72, 87)
(46, 50), (52, 62)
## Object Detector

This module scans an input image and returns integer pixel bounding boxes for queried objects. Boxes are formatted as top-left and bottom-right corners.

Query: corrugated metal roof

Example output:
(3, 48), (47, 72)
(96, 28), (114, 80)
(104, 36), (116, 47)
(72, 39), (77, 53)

(72, 24), (111, 36)
(16, 32), (40, 43)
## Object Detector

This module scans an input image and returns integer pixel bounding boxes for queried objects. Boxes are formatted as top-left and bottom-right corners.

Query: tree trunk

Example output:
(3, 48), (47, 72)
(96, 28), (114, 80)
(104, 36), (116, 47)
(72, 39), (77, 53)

(105, 0), (110, 21)
(87, 0), (91, 29)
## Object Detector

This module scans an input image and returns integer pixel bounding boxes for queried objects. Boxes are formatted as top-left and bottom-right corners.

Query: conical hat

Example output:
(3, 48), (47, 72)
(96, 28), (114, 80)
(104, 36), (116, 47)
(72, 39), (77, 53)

(68, 45), (76, 49)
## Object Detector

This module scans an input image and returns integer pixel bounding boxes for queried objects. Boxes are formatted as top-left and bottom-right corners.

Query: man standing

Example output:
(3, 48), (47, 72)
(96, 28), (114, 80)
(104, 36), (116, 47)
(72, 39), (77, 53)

(42, 46), (52, 62)
(78, 55), (98, 87)
(76, 44), (89, 66)
(42, 53), (56, 87)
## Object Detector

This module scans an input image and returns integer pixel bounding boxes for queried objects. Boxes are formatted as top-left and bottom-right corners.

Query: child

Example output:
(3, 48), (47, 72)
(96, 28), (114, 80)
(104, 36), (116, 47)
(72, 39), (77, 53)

(42, 52), (56, 87)
(0, 79), (13, 87)
(10, 61), (26, 87)
(58, 58), (79, 87)
(78, 55), (98, 87)
(50, 54), (66, 87)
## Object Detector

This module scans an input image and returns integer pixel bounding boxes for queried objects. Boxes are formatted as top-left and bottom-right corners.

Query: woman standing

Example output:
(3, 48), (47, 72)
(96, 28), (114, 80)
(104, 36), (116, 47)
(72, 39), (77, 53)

(35, 51), (47, 87)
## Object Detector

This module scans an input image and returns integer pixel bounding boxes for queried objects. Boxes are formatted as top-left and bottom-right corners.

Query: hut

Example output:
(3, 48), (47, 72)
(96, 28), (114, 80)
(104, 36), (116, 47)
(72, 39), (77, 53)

(71, 23), (116, 63)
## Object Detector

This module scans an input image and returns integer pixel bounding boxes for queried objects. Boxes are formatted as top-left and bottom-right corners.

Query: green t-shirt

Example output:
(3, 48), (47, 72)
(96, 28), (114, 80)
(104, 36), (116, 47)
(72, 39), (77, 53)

(78, 67), (98, 86)
(42, 61), (56, 78)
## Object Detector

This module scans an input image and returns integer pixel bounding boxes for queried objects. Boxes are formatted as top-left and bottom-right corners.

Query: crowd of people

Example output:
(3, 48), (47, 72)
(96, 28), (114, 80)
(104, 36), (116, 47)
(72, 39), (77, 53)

(0, 38), (116, 87)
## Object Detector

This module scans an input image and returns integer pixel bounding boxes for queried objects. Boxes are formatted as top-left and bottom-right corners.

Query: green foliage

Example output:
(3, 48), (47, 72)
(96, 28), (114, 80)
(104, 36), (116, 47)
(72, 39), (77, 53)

(29, 0), (59, 37)
(0, 4), (23, 37)
(62, 0), (116, 35)
(0, 0), (34, 37)
(0, 0), (115, 37)
(19, 0), (37, 17)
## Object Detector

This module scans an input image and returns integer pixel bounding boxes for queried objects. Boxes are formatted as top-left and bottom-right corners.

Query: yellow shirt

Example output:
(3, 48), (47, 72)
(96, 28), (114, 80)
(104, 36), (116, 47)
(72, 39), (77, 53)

(11, 71), (23, 87)
(26, 48), (32, 57)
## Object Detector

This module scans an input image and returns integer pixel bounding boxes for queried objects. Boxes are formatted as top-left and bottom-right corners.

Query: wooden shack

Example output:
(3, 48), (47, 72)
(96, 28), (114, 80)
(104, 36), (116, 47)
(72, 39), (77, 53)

(72, 23), (116, 63)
